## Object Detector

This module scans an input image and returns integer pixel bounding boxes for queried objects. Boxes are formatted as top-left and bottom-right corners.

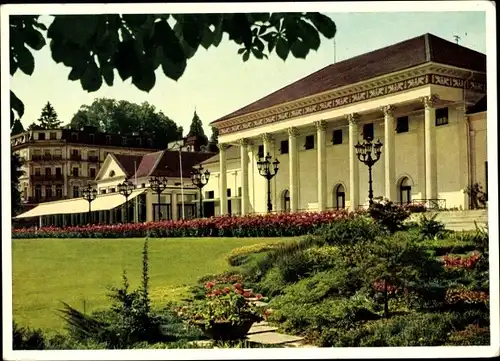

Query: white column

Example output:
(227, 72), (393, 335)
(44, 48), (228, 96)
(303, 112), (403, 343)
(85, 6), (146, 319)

(288, 127), (299, 212)
(239, 138), (250, 215)
(347, 113), (360, 211)
(146, 189), (153, 222)
(382, 105), (396, 201)
(218, 143), (228, 215)
(315, 120), (327, 211)
(421, 95), (438, 201)
(171, 191), (178, 220)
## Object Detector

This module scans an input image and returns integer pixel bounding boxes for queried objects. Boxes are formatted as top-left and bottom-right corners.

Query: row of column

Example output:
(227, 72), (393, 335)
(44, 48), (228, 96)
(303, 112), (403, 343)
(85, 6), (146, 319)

(217, 95), (439, 213)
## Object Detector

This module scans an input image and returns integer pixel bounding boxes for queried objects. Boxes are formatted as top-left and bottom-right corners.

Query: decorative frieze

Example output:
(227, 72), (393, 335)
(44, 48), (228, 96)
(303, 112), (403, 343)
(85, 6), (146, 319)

(218, 72), (486, 136)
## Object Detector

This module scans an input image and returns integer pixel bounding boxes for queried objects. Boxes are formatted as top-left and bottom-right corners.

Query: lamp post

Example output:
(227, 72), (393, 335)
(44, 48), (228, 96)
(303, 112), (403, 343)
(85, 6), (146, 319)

(191, 164), (210, 218)
(257, 152), (280, 213)
(81, 184), (97, 224)
(355, 137), (383, 207)
(149, 175), (168, 221)
(117, 179), (135, 223)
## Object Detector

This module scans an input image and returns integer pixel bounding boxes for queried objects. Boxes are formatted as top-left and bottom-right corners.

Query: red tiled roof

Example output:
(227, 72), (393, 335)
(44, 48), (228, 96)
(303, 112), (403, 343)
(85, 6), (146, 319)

(211, 33), (486, 124)
(150, 151), (215, 178)
(134, 150), (164, 178)
(112, 154), (144, 177)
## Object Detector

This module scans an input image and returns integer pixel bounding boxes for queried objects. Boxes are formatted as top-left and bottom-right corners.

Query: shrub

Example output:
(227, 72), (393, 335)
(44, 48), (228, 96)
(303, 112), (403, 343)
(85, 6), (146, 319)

(417, 213), (447, 240)
(226, 243), (283, 267)
(447, 324), (490, 346)
(314, 216), (382, 246)
(13, 322), (46, 350)
(368, 201), (411, 233)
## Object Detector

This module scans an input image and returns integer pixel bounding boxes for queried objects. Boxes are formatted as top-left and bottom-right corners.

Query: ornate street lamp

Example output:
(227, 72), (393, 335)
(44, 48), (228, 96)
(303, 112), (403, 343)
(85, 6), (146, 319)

(81, 184), (97, 224)
(149, 175), (168, 221)
(355, 137), (383, 207)
(117, 179), (135, 223)
(257, 152), (280, 213)
(191, 164), (210, 218)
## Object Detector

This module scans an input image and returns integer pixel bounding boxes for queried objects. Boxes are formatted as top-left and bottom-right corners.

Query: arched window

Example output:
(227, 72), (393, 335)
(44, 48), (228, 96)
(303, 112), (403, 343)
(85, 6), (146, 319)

(399, 177), (412, 204)
(333, 184), (346, 209)
(282, 190), (291, 213)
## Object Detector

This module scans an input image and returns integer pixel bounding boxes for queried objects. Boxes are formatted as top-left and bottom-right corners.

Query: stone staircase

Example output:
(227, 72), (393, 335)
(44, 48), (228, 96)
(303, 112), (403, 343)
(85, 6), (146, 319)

(409, 209), (488, 232)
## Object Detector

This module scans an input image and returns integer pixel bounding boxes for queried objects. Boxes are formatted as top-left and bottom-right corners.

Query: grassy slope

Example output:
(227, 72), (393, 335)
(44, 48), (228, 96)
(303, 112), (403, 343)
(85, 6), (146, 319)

(12, 237), (293, 332)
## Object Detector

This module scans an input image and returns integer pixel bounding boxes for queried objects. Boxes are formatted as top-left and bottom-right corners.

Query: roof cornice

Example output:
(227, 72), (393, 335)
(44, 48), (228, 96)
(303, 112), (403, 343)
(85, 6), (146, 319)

(215, 63), (486, 136)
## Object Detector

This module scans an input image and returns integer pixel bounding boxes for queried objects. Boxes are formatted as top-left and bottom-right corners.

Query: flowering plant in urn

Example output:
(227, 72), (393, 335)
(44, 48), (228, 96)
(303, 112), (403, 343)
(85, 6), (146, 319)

(179, 282), (267, 340)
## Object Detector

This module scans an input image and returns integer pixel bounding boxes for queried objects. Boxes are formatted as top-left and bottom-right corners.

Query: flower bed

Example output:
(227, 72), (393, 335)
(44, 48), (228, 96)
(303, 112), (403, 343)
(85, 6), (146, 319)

(12, 210), (353, 239)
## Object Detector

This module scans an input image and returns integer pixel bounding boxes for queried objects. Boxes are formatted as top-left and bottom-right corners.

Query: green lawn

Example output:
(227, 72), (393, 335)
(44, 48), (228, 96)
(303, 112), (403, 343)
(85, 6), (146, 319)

(12, 237), (293, 333)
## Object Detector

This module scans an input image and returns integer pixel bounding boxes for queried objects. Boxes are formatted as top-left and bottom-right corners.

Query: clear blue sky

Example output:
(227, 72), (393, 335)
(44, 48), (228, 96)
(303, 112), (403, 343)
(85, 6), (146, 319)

(11, 10), (486, 136)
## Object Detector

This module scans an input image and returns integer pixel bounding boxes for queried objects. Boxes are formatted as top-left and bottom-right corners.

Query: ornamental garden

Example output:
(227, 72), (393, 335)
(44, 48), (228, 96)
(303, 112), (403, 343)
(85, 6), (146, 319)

(13, 202), (490, 349)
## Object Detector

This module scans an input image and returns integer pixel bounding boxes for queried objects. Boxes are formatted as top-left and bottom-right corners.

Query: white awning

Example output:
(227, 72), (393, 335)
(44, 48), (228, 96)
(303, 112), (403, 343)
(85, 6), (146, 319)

(15, 189), (146, 219)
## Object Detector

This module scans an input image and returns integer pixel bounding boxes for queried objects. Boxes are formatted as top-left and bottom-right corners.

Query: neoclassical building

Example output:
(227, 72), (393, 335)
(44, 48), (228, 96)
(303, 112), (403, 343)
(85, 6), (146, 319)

(200, 33), (488, 216)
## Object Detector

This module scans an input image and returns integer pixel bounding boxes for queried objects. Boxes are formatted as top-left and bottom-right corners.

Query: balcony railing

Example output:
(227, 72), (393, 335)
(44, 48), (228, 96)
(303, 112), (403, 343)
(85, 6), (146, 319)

(70, 154), (82, 161)
(30, 154), (63, 161)
(88, 155), (99, 162)
(30, 174), (64, 182)
(26, 195), (68, 203)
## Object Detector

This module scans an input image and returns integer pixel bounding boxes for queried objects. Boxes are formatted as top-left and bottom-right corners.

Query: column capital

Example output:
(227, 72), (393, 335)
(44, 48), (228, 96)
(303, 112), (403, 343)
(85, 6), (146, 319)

(288, 127), (299, 138)
(217, 142), (229, 151)
(314, 120), (328, 132)
(346, 113), (360, 125)
(420, 94), (440, 109)
(262, 133), (274, 143)
(238, 138), (249, 147)
(381, 105), (395, 117)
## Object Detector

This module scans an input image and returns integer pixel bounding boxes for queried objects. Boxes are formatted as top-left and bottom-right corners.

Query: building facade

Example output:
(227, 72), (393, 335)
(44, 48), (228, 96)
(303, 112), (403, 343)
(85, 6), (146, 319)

(15, 148), (215, 226)
(202, 34), (488, 216)
(11, 126), (172, 209)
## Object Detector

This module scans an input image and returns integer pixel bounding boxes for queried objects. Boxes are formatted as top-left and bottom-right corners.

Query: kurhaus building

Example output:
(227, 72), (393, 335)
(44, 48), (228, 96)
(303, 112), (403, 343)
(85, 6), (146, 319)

(201, 33), (488, 216)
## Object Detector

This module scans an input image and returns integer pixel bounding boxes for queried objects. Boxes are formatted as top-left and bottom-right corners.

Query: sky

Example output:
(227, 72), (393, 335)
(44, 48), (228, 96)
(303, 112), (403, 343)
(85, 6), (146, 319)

(10, 9), (487, 137)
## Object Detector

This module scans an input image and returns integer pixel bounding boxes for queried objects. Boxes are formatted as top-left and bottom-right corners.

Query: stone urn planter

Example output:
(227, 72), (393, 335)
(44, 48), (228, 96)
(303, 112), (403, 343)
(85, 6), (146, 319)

(194, 319), (257, 341)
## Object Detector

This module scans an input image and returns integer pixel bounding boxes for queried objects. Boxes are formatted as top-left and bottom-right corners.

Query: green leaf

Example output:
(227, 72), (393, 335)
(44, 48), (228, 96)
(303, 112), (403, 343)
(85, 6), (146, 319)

(161, 57), (187, 81)
(275, 37), (289, 61)
(68, 65), (86, 81)
(16, 45), (35, 75)
(290, 39), (309, 59)
(237, 48), (246, 55)
(114, 41), (136, 81)
(180, 15), (203, 49)
(132, 67), (156, 92)
(305, 13), (336, 39)
(200, 29), (214, 50)
(152, 20), (185, 63)
(122, 14), (148, 27)
(49, 15), (100, 46)
(101, 63), (114, 87)
(24, 28), (46, 51)
(251, 47), (264, 59)
(242, 51), (250, 62)
(298, 19), (321, 51)
(11, 91), (25, 118)
(80, 59), (103, 92)
(10, 59), (18, 76)
(212, 19), (223, 47)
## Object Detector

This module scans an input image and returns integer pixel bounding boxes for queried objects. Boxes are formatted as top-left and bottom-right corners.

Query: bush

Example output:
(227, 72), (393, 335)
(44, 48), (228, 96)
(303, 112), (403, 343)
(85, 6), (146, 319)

(417, 213), (447, 240)
(13, 210), (351, 239)
(447, 324), (490, 346)
(314, 216), (382, 246)
(226, 243), (283, 267)
(368, 201), (411, 233)
(13, 322), (46, 350)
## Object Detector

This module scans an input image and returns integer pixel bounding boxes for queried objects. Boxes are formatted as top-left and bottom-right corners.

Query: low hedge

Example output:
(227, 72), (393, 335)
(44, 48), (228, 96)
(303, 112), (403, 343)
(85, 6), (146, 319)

(12, 210), (354, 239)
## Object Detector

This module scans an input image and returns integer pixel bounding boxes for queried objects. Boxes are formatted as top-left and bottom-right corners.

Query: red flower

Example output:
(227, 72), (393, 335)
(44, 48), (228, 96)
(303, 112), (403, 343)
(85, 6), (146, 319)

(233, 283), (243, 290)
(255, 293), (263, 300)
(205, 281), (215, 289)
(223, 287), (231, 294)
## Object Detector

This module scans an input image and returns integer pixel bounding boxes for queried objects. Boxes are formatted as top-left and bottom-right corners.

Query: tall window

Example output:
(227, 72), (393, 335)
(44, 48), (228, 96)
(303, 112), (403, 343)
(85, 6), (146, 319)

(396, 116), (409, 133)
(56, 185), (63, 198)
(435, 108), (449, 126)
(332, 129), (343, 145)
(72, 167), (79, 177)
(304, 135), (315, 150)
(55, 167), (62, 176)
(280, 140), (289, 154)
(50, 132), (57, 140)
(71, 132), (78, 141)
(73, 186), (79, 198)
(38, 132), (46, 140)
(258, 145), (264, 158)
(282, 190), (291, 213)
(106, 135), (111, 144)
(333, 184), (345, 209)
(34, 168), (41, 176)
(89, 168), (96, 178)
(45, 185), (53, 199)
(399, 177), (412, 204)
(35, 185), (42, 199)
(45, 167), (51, 176)
(363, 123), (374, 140)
